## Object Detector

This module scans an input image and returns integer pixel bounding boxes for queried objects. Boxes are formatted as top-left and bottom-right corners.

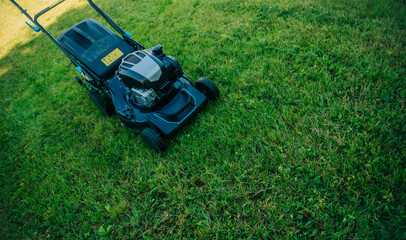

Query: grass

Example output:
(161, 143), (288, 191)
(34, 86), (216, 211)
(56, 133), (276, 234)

(1, 0), (405, 238)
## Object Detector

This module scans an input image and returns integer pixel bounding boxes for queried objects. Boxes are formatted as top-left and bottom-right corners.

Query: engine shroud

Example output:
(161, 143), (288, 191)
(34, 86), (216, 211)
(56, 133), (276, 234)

(119, 47), (182, 86)
(117, 47), (183, 108)
(118, 51), (166, 89)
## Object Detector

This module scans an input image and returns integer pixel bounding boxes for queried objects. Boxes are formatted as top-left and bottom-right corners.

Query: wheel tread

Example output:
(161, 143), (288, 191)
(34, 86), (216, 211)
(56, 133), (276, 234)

(195, 77), (220, 100)
(141, 128), (166, 153)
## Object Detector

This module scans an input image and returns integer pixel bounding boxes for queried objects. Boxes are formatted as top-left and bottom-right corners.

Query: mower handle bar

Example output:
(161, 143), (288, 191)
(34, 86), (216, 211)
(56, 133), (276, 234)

(10, 0), (143, 47)
(16, 0), (123, 32)
(12, 0), (103, 24)
(10, 0), (144, 88)
(9, 0), (65, 24)
(34, 0), (66, 22)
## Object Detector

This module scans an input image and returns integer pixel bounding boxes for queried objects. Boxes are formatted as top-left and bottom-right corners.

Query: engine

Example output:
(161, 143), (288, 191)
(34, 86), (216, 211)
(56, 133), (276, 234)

(117, 45), (183, 108)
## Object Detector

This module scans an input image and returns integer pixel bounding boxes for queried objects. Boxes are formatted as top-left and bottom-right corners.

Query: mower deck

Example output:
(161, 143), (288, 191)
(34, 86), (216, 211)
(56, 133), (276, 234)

(106, 76), (208, 138)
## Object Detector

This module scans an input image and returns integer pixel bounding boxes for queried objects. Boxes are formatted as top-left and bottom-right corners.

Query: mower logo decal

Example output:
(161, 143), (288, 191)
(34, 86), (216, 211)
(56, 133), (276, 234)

(101, 48), (124, 66)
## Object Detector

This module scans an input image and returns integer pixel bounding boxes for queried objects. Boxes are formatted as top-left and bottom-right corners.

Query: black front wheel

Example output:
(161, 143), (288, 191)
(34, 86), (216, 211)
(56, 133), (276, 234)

(141, 128), (166, 153)
(195, 77), (220, 100)
(87, 89), (115, 116)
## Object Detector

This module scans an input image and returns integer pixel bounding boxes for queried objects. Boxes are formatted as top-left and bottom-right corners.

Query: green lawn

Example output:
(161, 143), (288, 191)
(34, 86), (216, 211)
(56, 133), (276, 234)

(1, 0), (405, 238)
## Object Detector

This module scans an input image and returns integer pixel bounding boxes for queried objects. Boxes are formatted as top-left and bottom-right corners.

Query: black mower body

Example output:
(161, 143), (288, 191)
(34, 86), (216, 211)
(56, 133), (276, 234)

(10, 0), (219, 152)
(56, 18), (211, 138)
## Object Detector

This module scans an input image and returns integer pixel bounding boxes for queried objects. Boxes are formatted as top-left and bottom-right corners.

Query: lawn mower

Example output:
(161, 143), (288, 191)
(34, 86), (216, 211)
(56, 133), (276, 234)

(10, 0), (219, 152)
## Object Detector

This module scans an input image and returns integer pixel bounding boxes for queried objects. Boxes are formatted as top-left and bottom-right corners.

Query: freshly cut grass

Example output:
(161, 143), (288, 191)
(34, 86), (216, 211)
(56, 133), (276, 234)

(1, 0), (405, 239)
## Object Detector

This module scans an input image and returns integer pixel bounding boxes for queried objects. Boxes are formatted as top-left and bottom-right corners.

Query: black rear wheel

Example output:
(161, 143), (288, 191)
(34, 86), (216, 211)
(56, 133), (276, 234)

(195, 77), (220, 100)
(87, 89), (115, 116)
(141, 128), (166, 153)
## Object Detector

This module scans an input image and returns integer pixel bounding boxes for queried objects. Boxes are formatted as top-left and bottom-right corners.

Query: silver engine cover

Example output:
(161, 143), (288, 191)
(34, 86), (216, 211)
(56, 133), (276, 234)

(119, 51), (162, 83)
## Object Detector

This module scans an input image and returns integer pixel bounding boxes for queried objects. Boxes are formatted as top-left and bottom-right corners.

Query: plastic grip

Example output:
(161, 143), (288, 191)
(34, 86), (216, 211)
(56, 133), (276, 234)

(25, 21), (40, 32)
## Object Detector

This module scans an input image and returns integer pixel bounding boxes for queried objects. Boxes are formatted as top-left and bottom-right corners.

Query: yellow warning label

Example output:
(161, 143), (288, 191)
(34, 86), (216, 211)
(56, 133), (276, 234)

(101, 48), (124, 66)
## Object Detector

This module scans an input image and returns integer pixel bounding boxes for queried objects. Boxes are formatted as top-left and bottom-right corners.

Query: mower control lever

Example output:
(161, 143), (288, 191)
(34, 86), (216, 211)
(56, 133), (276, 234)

(25, 21), (40, 32)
